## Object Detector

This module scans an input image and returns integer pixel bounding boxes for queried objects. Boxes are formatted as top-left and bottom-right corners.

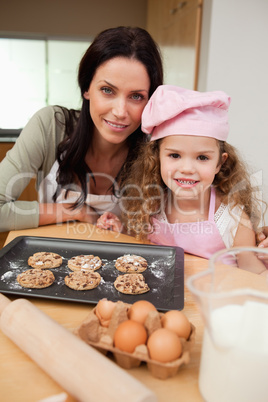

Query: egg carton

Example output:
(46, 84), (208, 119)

(75, 300), (195, 380)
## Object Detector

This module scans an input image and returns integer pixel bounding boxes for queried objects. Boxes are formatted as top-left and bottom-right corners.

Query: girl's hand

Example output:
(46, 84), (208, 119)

(96, 212), (123, 233)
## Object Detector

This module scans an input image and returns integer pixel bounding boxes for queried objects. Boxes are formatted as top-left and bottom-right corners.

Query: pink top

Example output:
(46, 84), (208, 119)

(148, 187), (227, 259)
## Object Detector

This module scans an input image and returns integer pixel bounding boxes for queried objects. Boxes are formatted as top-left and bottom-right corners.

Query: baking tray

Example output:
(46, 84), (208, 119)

(0, 236), (184, 311)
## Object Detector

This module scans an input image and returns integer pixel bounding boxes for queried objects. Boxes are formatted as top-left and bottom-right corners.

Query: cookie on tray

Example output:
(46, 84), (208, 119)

(28, 252), (62, 269)
(115, 254), (148, 273)
(114, 273), (150, 295)
(64, 270), (101, 291)
(17, 269), (55, 289)
(67, 255), (102, 271)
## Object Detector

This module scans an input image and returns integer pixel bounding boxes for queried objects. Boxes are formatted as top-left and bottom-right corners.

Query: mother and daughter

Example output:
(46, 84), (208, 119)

(0, 26), (267, 262)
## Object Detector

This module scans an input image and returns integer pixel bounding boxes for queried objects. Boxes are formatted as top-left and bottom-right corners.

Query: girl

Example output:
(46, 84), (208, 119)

(0, 26), (163, 231)
(98, 85), (267, 271)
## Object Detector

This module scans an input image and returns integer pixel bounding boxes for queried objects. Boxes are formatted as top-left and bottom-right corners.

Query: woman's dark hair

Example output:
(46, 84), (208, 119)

(54, 26), (163, 207)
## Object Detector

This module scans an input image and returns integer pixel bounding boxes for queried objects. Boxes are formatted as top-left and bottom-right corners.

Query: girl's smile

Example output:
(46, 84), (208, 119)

(174, 178), (199, 188)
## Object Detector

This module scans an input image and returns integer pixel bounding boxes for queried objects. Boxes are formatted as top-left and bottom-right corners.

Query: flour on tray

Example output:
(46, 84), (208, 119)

(150, 257), (173, 279)
(9, 260), (25, 270)
(1, 270), (21, 289)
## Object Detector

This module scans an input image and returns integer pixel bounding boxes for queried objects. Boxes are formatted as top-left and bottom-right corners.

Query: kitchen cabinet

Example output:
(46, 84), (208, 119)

(147, 0), (203, 89)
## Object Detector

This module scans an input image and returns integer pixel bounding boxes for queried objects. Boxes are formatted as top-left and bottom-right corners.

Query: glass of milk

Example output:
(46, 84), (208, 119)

(187, 246), (268, 402)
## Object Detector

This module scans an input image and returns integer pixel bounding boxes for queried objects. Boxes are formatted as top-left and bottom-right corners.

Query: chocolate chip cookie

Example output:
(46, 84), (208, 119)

(68, 255), (102, 271)
(28, 252), (62, 269)
(64, 270), (101, 290)
(115, 254), (148, 273)
(114, 273), (150, 294)
(17, 269), (55, 289)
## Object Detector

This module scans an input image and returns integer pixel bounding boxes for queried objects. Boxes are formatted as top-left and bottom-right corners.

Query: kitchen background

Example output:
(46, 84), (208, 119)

(0, 0), (268, 245)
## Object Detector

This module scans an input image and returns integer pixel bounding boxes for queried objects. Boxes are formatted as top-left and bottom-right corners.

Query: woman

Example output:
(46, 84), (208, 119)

(0, 26), (163, 231)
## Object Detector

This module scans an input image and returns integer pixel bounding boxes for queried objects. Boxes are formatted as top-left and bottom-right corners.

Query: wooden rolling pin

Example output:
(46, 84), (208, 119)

(0, 293), (157, 402)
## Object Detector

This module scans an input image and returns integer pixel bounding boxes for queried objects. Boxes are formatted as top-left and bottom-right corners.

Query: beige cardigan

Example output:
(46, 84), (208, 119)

(0, 106), (70, 231)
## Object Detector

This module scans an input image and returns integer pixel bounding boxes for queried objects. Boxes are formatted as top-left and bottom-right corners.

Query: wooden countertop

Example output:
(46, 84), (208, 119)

(0, 222), (266, 402)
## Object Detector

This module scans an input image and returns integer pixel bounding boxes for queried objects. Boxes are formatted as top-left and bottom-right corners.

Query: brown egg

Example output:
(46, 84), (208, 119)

(128, 300), (157, 324)
(95, 299), (115, 327)
(147, 328), (182, 363)
(114, 320), (147, 353)
(161, 310), (191, 340)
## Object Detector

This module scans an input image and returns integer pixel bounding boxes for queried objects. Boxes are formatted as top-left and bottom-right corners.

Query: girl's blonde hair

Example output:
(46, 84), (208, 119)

(120, 139), (266, 240)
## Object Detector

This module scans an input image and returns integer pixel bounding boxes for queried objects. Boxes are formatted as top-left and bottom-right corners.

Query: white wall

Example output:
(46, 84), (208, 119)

(198, 0), (268, 224)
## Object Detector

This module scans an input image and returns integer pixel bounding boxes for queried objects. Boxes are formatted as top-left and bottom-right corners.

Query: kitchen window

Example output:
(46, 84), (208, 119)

(0, 37), (90, 131)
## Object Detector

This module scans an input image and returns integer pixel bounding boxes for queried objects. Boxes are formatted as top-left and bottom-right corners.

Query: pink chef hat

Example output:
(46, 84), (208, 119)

(141, 85), (231, 141)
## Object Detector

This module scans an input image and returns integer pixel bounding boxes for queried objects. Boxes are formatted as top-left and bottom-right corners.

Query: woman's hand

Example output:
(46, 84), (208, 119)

(96, 212), (123, 233)
(256, 226), (268, 262)
(257, 226), (268, 247)
(38, 203), (99, 226)
(75, 203), (99, 224)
